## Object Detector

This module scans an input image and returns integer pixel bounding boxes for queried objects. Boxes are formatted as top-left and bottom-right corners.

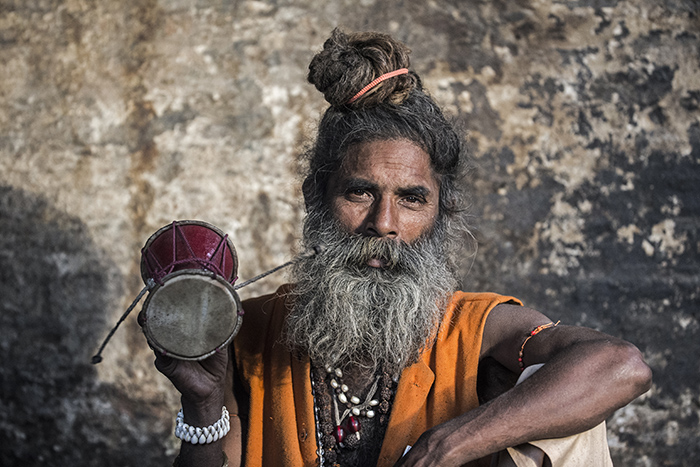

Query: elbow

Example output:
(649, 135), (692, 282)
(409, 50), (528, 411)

(614, 341), (653, 401)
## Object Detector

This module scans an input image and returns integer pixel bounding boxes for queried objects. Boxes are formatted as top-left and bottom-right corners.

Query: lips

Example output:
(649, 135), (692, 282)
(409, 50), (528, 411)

(367, 257), (387, 268)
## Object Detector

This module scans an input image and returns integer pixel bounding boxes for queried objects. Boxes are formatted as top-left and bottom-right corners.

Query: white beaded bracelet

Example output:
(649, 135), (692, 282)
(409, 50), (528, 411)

(174, 406), (230, 445)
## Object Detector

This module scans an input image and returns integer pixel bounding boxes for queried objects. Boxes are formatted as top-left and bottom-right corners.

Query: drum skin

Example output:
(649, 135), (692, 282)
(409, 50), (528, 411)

(141, 270), (243, 360)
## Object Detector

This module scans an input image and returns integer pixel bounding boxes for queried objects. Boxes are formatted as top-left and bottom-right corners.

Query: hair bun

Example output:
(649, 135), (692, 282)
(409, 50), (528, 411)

(308, 28), (419, 108)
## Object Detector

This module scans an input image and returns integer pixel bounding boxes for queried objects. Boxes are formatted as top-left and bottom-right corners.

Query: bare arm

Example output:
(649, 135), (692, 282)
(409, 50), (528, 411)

(395, 304), (652, 466)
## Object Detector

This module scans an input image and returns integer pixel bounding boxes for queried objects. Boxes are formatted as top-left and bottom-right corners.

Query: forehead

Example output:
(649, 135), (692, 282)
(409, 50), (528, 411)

(338, 139), (438, 185)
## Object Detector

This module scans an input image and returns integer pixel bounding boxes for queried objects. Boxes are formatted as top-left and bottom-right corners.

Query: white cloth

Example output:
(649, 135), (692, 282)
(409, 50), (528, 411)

(495, 364), (614, 467)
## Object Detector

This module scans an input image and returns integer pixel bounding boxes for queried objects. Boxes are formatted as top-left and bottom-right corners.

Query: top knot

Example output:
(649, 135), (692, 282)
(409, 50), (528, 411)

(307, 28), (419, 108)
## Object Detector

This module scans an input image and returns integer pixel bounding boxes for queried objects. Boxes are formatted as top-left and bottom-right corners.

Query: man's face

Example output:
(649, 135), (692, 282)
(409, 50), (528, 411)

(326, 139), (440, 267)
(288, 139), (456, 373)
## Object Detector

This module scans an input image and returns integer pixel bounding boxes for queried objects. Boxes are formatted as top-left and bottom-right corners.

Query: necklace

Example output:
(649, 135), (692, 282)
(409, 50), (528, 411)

(328, 366), (380, 436)
(311, 363), (397, 466)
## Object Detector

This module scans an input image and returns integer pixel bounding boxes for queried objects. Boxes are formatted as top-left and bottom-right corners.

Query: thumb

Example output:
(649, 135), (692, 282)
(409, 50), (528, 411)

(154, 353), (177, 377)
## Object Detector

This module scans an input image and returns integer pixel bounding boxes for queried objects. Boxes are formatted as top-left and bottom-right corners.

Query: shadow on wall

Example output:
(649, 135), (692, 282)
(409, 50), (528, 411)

(0, 186), (169, 466)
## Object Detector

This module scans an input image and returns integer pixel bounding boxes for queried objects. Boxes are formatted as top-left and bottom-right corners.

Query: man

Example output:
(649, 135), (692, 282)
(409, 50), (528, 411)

(148, 29), (651, 467)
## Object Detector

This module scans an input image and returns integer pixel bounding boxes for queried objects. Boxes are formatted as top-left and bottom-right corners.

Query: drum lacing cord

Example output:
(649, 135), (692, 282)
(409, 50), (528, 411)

(91, 244), (324, 364)
(142, 221), (234, 285)
(147, 257), (230, 286)
(233, 260), (295, 290)
(91, 278), (156, 364)
(233, 244), (326, 290)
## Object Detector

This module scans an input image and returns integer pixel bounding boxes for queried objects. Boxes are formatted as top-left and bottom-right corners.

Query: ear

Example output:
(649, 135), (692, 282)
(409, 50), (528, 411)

(301, 176), (316, 212)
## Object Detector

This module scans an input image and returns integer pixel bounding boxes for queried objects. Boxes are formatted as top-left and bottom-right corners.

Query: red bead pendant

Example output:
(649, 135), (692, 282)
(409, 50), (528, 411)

(347, 415), (360, 433)
(334, 425), (345, 443)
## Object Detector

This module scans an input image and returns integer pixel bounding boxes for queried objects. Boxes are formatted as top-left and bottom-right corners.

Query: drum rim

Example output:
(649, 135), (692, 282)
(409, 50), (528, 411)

(141, 269), (243, 361)
(139, 220), (239, 285)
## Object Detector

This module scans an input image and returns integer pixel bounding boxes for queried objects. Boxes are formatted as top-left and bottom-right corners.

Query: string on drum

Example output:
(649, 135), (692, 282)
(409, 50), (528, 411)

(91, 220), (322, 364)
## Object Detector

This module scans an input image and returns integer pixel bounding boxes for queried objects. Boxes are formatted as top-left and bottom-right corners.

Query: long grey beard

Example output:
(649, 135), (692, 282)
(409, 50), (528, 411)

(285, 211), (458, 375)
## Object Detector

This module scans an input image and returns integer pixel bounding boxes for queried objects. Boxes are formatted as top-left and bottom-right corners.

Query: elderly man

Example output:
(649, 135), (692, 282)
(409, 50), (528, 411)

(150, 29), (651, 467)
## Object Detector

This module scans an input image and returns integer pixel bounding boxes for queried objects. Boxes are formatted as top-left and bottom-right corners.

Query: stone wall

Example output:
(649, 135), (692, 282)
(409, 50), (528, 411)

(1, 1), (697, 465)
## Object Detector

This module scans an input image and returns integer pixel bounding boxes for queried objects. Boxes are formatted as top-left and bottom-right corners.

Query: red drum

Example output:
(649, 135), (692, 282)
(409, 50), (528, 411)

(141, 220), (238, 285)
(139, 220), (243, 360)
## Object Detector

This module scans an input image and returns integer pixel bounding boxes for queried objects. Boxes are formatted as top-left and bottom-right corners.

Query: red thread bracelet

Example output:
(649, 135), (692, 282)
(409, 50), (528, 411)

(518, 321), (560, 371)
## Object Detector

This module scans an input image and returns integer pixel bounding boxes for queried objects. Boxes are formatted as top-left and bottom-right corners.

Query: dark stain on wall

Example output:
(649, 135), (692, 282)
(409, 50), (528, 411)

(0, 186), (171, 465)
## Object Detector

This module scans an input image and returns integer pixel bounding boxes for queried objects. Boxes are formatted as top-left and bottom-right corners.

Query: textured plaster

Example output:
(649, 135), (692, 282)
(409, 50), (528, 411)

(0, 0), (698, 465)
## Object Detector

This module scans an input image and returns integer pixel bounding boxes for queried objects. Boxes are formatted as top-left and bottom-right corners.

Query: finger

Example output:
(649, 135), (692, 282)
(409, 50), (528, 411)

(137, 308), (146, 327)
(197, 348), (229, 376)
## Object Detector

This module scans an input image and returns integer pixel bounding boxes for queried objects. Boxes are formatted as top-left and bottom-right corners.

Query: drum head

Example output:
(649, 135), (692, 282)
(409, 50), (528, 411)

(140, 220), (238, 285)
(142, 271), (242, 360)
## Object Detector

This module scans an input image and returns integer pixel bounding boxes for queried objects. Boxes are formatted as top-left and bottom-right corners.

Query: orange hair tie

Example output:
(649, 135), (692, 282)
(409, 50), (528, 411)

(518, 321), (560, 371)
(346, 68), (409, 104)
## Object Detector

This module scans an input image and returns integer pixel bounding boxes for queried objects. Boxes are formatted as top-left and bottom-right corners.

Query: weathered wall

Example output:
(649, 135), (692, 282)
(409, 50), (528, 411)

(0, 1), (697, 465)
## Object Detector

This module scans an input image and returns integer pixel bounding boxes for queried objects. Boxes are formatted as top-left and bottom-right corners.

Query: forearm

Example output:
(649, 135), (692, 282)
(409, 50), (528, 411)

(157, 348), (242, 467)
(407, 339), (651, 465)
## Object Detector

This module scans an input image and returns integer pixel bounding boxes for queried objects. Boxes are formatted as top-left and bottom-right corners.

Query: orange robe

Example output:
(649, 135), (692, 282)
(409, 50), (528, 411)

(228, 285), (520, 467)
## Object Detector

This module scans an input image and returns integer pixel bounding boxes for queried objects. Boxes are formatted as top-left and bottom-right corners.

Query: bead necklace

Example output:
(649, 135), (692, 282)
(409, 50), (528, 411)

(311, 363), (396, 466)
(327, 365), (381, 436)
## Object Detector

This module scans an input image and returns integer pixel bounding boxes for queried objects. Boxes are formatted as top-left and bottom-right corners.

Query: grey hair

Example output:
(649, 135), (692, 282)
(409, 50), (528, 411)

(302, 29), (475, 276)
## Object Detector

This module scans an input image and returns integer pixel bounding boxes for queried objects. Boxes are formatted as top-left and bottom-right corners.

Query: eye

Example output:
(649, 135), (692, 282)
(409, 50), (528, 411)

(345, 188), (372, 201)
(402, 194), (426, 205)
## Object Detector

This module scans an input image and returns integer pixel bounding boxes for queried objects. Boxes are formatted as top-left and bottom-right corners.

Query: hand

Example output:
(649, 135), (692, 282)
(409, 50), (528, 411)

(393, 426), (455, 467)
(138, 308), (229, 410)
(153, 349), (229, 406)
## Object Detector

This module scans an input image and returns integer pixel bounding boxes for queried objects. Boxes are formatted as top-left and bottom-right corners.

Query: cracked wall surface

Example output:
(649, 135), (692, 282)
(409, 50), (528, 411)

(1, 1), (698, 465)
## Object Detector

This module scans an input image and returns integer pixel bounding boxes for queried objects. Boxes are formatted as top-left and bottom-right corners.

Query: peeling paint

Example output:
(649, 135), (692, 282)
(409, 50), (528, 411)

(648, 219), (687, 258)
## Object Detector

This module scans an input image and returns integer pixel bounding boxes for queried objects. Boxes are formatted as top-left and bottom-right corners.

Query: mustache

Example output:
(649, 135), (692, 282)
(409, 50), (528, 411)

(338, 235), (405, 269)
(315, 225), (438, 274)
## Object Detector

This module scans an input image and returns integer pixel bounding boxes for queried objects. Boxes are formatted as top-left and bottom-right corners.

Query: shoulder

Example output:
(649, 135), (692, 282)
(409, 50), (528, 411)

(240, 283), (294, 316)
(240, 284), (295, 327)
(448, 291), (522, 310)
(235, 284), (295, 351)
(444, 291), (523, 327)
(435, 291), (523, 347)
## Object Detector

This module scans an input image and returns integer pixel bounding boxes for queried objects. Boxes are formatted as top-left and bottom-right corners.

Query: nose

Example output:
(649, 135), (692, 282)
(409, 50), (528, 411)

(364, 197), (398, 239)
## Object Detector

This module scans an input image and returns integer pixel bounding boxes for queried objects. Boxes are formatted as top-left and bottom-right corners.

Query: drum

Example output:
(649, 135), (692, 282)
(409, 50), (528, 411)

(139, 220), (243, 360)
(141, 220), (238, 285)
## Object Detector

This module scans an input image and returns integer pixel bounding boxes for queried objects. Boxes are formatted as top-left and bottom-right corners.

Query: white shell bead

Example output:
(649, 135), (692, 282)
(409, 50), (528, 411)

(175, 406), (229, 445)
